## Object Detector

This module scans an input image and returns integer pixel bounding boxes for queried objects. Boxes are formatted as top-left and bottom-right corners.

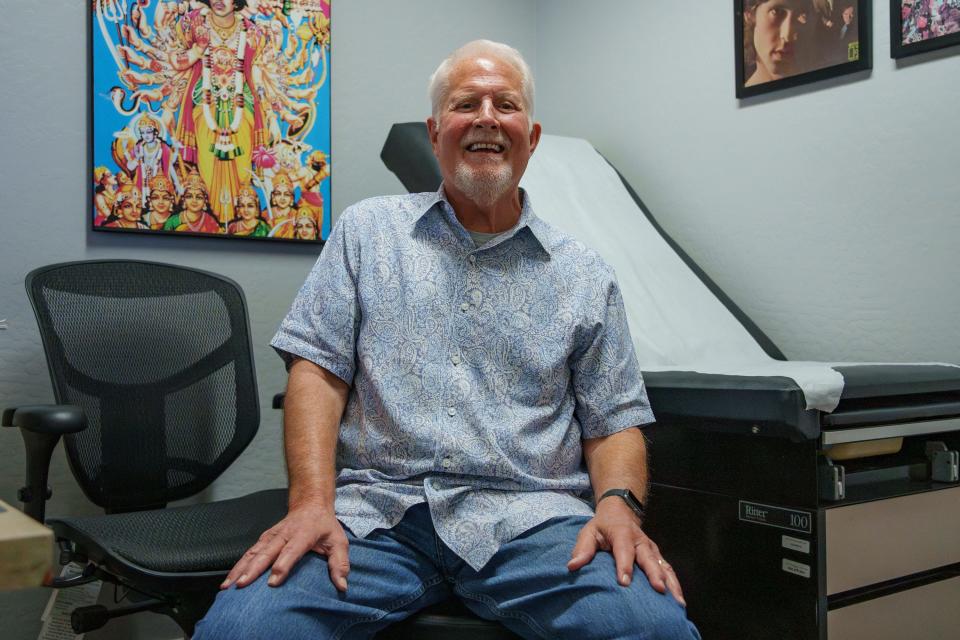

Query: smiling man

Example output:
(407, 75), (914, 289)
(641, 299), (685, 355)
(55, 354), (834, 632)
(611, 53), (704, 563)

(194, 40), (700, 640)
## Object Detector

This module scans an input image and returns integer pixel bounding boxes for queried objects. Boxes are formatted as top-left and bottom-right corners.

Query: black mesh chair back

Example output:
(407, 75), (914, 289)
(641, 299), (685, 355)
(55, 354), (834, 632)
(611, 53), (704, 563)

(26, 260), (259, 512)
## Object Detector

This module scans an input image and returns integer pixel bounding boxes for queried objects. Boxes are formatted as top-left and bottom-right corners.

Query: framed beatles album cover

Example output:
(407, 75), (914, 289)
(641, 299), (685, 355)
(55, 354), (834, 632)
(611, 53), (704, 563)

(91, 0), (331, 242)
(892, 0), (960, 58)
(736, 0), (872, 98)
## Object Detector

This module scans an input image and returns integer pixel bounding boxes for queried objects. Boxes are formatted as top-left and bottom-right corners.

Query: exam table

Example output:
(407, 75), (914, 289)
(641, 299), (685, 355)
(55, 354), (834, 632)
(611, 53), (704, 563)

(380, 122), (960, 640)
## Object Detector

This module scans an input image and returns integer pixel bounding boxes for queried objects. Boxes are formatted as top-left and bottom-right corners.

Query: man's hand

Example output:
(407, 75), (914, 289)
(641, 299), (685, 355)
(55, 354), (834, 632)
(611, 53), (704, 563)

(228, 358), (350, 592)
(221, 502), (350, 592)
(567, 498), (685, 607)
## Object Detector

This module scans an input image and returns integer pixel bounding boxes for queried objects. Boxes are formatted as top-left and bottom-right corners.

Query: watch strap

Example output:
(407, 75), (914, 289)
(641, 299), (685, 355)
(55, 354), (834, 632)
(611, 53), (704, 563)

(598, 488), (646, 520)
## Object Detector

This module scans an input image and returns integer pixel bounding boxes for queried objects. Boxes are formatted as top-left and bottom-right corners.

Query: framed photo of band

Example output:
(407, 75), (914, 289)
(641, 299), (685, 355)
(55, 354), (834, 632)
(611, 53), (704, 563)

(735, 0), (872, 99)
(892, 0), (960, 58)
(91, 0), (331, 243)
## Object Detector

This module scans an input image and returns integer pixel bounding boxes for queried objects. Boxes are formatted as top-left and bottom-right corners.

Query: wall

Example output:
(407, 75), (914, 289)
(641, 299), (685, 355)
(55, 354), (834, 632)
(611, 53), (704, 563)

(535, 0), (960, 364)
(0, 1), (537, 638)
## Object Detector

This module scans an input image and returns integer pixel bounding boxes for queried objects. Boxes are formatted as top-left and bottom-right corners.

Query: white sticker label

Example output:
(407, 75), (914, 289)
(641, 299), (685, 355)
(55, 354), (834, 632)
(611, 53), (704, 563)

(781, 535), (810, 554)
(782, 558), (811, 579)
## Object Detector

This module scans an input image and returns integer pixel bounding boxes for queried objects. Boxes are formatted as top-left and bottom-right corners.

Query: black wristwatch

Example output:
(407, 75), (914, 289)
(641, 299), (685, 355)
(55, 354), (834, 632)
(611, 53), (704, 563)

(598, 488), (646, 520)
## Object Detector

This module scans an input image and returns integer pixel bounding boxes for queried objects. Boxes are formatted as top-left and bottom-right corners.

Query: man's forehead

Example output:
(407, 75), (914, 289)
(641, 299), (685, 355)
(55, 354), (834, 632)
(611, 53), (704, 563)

(447, 57), (522, 91)
(447, 81), (522, 98)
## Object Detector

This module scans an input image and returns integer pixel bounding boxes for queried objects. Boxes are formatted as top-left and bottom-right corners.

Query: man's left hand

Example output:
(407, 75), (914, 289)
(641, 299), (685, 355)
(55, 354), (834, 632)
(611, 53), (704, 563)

(566, 498), (686, 607)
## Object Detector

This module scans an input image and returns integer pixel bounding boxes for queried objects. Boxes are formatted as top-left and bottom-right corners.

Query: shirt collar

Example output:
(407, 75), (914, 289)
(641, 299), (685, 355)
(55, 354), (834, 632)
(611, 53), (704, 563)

(415, 183), (556, 256)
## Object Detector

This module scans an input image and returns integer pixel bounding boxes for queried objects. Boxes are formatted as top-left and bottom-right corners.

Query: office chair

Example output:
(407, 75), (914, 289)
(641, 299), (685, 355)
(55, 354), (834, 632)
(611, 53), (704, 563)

(3, 260), (288, 635)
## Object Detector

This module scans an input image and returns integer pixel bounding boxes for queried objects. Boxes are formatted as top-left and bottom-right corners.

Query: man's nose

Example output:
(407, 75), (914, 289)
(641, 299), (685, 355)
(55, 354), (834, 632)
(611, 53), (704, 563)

(781, 14), (799, 41)
(473, 99), (499, 128)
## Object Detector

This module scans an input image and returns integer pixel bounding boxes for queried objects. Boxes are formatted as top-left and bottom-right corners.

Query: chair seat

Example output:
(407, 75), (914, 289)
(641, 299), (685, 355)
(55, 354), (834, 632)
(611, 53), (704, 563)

(53, 487), (520, 637)
(375, 597), (522, 639)
(49, 488), (287, 578)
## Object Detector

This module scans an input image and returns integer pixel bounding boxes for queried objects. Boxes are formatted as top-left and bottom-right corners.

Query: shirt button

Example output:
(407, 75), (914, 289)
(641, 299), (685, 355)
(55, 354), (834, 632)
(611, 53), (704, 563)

(451, 354), (461, 365)
(447, 407), (456, 416)
(460, 303), (470, 312)
(441, 458), (452, 469)
(468, 255), (476, 264)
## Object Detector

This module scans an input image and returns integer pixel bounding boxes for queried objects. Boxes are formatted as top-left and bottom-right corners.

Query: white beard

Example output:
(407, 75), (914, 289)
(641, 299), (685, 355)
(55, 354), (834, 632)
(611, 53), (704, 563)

(453, 161), (513, 208)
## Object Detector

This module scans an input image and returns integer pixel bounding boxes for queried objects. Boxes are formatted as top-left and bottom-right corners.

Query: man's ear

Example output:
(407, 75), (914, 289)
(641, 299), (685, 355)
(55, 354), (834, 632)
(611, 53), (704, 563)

(528, 122), (543, 154)
(426, 117), (440, 154)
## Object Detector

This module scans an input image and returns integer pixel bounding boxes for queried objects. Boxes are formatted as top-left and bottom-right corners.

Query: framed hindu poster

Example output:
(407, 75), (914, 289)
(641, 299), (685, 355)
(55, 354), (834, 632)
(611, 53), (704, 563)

(892, 1), (960, 58)
(91, 0), (331, 242)
(736, 1), (872, 98)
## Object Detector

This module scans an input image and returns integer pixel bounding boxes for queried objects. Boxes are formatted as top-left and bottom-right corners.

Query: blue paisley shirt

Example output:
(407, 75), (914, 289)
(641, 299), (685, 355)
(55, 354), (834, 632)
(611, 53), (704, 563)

(271, 186), (654, 570)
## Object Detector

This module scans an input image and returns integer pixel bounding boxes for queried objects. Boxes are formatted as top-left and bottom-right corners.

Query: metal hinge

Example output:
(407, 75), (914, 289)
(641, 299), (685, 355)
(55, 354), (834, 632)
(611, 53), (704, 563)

(926, 442), (960, 483)
(819, 458), (846, 501)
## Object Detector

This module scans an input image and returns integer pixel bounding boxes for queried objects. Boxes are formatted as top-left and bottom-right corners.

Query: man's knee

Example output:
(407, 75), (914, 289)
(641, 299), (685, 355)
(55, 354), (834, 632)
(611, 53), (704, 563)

(568, 586), (699, 640)
(633, 598), (699, 640)
(193, 577), (328, 640)
(616, 590), (698, 640)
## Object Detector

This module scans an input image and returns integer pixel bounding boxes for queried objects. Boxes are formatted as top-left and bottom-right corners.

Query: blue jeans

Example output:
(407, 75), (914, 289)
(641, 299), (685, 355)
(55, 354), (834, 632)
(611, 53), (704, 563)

(195, 503), (700, 639)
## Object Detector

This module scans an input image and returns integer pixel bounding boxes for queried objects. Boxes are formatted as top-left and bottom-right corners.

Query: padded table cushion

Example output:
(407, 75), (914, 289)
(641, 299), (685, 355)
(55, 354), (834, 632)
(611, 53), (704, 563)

(834, 365), (960, 399)
(646, 365), (960, 440)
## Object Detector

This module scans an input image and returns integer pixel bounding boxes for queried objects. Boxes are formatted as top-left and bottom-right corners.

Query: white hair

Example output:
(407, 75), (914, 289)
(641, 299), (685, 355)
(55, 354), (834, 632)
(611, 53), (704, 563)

(428, 40), (535, 128)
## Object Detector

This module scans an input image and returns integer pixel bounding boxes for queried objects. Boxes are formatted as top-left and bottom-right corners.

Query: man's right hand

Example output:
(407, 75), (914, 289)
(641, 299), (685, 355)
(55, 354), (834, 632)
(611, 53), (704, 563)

(220, 503), (350, 592)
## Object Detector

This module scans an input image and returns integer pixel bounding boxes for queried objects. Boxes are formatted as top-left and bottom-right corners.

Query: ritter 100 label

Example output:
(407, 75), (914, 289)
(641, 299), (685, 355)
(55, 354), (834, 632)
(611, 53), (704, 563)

(738, 501), (812, 534)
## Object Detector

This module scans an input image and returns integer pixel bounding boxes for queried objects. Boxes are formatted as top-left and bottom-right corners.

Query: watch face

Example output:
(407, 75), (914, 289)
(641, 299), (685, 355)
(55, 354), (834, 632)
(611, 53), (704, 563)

(623, 490), (645, 517)
(600, 489), (645, 518)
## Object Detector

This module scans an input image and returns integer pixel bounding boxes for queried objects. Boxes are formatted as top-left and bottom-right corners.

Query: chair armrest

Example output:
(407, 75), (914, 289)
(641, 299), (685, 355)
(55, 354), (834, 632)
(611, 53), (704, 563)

(272, 393), (285, 410)
(2, 405), (86, 434)
(3, 405), (87, 522)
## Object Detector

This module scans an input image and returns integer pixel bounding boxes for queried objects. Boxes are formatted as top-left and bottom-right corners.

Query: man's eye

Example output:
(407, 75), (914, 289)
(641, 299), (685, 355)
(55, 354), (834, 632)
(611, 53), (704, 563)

(499, 102), (517, 111)
(797, 12), (808, 24)
(456, 102), (473, 110)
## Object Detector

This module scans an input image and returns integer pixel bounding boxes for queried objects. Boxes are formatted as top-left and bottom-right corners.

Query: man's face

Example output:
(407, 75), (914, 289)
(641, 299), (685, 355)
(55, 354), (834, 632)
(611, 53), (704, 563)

(842, 6), (854, 25)
(140, 127), (157, 143)
(210, 0), (235, 18)
(149, 190), (174, 215)
(237, 195), (259, 220)
(427, 55), (541, 206)
(273, 185), (294, 210)
(752, 0), (810, 79)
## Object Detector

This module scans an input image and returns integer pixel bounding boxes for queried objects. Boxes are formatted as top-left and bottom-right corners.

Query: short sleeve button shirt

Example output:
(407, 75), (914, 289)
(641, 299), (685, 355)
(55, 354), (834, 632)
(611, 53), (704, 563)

(271, 186), (654, 570)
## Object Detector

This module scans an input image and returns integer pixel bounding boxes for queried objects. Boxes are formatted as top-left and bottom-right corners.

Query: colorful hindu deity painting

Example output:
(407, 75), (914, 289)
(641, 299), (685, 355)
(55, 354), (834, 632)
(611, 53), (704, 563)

(91, 0), (331, 242)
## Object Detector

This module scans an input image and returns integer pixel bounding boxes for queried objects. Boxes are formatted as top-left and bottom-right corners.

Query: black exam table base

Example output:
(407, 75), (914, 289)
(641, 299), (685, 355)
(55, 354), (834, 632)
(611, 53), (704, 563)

(643, 419), (960, 640)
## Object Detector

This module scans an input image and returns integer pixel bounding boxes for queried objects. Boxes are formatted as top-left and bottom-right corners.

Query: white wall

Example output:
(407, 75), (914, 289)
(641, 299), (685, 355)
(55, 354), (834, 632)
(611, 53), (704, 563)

(536, 0), (960, 363)
(0, 2), (537, 638)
